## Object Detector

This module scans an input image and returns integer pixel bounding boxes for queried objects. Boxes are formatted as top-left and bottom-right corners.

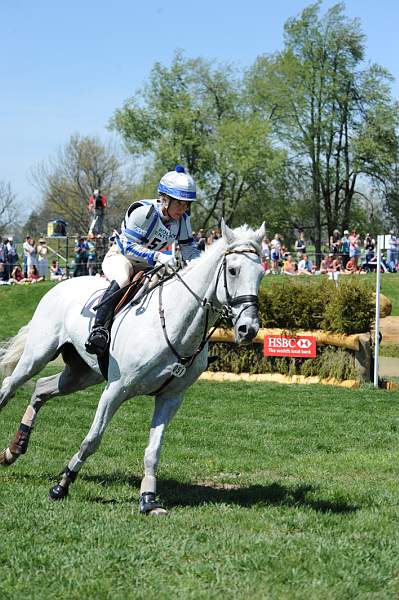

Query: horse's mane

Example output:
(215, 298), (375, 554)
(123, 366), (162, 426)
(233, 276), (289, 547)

(180, 224), (261, 275)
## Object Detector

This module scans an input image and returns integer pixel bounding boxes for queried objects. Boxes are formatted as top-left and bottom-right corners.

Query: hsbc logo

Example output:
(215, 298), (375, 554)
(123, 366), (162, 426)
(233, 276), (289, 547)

(264, 335), (317, 358)
(297, 338), (312, 349)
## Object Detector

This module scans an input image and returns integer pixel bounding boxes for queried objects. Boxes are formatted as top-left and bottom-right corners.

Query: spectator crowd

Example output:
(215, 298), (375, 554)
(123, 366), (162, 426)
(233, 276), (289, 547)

(259, 228), (399, 277)
(0, 226), (398, 286)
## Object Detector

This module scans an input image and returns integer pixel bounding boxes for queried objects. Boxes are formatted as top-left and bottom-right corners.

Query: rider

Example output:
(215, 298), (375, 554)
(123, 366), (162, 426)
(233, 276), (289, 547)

(85, 165), (200, 356)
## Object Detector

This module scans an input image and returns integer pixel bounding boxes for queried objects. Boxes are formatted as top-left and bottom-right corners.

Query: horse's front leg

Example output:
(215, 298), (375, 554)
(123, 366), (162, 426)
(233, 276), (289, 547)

(139, 393), (183, 516)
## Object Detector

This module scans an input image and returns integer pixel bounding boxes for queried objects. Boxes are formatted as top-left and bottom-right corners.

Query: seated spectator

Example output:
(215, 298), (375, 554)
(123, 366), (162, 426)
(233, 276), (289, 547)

(319, 256), (329, 274)
(27, 265), (44, 283)
(283, 254), (297, 275)
(50, 260), (66, 282)
(10, 264), (27, 284)
(332, 256), (343, 272)
(344, 258), (358, 274)
(297, 254), (315, 275)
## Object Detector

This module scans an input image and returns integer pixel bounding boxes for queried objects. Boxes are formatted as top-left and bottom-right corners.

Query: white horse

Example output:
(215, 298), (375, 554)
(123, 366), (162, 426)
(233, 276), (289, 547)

(0, 221), (264, 514)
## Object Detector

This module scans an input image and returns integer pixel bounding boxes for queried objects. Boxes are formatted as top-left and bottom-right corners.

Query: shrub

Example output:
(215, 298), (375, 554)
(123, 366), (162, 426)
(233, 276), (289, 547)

(257, 278), (373, 334)
(208, 343), (358, 381)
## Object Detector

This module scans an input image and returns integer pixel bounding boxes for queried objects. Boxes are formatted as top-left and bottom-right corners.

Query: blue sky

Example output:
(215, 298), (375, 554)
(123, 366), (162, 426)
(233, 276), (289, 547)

(1, 0), (398, 212)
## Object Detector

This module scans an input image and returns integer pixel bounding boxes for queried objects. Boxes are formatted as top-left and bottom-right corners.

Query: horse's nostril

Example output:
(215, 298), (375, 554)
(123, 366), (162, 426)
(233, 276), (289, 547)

(238, 325), (248, 335)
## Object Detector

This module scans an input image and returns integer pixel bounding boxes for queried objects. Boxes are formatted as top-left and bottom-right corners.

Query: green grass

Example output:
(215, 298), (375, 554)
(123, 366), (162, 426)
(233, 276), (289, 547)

(0, 376), (399, 598)
(1, 280), (399, 597)
(0, 281), (56, 338)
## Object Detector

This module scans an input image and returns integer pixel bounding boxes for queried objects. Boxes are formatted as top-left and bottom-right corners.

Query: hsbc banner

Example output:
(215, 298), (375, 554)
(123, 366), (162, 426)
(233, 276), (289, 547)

(263, 335), (317, 358)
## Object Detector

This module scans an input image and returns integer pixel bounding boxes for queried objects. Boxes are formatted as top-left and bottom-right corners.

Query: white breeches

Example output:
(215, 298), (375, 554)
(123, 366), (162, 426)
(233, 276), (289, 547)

(102, 245), (135, 288)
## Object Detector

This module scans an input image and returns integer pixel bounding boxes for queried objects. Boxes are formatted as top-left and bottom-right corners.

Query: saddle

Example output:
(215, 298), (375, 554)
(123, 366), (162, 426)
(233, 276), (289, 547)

(97, 271), (147, 379)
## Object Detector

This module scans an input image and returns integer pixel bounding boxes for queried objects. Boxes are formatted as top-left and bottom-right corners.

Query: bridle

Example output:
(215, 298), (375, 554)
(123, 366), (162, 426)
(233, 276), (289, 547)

(219, 247), (260, 321)
(153, 246), (261, 393)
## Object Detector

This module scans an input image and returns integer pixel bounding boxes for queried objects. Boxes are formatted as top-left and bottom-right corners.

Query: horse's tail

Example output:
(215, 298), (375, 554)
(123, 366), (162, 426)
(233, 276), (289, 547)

(0, 323), (30, 379)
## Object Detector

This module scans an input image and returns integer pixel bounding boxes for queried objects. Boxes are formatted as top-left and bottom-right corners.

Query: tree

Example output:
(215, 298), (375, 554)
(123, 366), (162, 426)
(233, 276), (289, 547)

(110, 52), (283, 228)
(0, 181), (20, 238)
(33, 134), (127, 235)
(246, 2), (399, 259)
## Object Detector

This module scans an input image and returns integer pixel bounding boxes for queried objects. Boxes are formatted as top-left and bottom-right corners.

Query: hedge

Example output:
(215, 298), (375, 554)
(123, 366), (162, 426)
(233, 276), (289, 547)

(209, 278), (374, 380)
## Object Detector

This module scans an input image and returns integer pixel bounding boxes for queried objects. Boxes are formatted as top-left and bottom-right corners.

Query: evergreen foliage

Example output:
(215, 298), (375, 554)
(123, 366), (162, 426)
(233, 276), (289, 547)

(211, 277), (374, 380)
(258, 278), (374, 333)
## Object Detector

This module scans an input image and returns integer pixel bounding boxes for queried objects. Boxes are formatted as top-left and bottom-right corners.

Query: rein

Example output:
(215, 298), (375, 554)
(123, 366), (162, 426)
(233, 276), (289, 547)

(153, 247), (260, 393)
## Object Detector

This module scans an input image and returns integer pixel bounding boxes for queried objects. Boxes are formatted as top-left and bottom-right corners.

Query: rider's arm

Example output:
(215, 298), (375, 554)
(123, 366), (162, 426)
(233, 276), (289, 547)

(119, 202), (160, 266)
(178, 214), (201, 262)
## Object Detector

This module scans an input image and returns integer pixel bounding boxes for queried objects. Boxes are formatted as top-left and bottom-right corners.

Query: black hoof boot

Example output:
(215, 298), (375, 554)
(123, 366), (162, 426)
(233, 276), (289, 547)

(49, 484), (69, 501)
(139, 492), (167, 515)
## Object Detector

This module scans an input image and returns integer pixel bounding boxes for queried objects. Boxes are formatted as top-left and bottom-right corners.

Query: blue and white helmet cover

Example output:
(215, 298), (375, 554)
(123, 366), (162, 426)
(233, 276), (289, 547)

(158, 165), (196, 201)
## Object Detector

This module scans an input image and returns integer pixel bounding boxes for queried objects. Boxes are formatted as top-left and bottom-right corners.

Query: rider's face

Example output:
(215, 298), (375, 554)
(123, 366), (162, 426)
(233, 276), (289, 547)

(164, 197), (189, 220)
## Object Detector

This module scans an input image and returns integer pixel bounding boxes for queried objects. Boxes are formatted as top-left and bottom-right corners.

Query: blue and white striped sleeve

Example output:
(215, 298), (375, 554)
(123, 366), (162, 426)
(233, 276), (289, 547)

(120, 204), (158, 266)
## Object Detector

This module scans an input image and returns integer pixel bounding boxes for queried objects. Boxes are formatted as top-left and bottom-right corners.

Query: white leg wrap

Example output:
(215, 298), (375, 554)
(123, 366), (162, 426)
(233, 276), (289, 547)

(5, 448), (14, 462)
(140, 475), (156, 494)
(21, 405), (36, 428)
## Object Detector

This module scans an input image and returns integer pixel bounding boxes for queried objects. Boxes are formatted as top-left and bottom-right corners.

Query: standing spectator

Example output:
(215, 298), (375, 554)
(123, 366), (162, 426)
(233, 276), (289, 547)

(294, 230), (306, 260)
(37, 238), (49, 279)
(270, 234), (282, 274)
(23, 235), (35, 277)
(340, 230), (350, 268)
(0, 237), (5, 281)
(87, 233), (97, 276)
(88, 189), (107, 236)
(387, 229), (397, 272)
(5, 237), (18, 278)
(297, 254), (315, 275)
(74, 235), (89, 277)
(329, 229), (341, 255)
(196, 229), (206, 252)
(349, 229), (361, 268)
(363, 233), (375, 266)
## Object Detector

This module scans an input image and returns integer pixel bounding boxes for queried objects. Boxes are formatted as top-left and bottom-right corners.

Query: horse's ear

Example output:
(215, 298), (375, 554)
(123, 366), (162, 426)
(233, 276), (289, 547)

(221, 219), (235, 244)
(254, 222), (266, 246)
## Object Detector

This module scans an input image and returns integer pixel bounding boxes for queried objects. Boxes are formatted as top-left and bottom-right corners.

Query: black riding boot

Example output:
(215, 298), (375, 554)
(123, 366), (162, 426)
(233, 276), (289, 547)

(85, 280), (124, 356)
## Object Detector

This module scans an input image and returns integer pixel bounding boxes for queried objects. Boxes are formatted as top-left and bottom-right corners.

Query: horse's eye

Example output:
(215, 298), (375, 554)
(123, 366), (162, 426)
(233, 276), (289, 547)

(229, 267), (237, 276)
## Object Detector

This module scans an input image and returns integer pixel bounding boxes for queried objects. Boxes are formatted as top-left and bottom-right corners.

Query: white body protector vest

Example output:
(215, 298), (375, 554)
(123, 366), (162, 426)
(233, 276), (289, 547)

(116, 199), (200, 267)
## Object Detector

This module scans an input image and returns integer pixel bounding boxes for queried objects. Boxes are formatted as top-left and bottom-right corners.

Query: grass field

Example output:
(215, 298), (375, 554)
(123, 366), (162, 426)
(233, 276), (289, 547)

(0, 374), (399, 599)
(1, 277), (399, 598)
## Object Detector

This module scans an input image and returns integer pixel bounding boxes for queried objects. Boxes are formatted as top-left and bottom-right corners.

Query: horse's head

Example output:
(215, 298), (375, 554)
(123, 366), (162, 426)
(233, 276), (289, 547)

(216, 220), (265, 344)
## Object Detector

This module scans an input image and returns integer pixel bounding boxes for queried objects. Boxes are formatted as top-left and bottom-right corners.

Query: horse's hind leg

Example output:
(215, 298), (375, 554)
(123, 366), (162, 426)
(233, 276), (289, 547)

(49, 380), (128, 501)
(0, 333), (59, 412)
(0, 345), (102, 466)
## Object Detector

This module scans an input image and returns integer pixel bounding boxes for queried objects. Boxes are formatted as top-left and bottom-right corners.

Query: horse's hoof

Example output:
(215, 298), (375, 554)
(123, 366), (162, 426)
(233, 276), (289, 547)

(148, 507), (168, 516)
(139, 492), (167, 515)
(0, 448), (16, 467)
(48, 484), (68, 501)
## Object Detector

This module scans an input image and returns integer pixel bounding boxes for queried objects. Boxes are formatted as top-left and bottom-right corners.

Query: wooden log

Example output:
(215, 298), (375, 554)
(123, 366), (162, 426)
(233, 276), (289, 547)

(210, 327), (360, 351)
